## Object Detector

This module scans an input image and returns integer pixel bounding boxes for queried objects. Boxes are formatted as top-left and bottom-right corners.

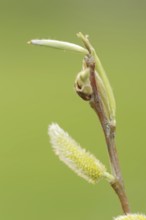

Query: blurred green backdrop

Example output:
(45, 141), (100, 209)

(0, 0), (146, 219)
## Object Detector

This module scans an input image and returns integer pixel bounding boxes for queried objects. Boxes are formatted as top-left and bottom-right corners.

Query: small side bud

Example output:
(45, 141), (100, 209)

(28, 39), (88, 55)
(75, 68), (92, 101)
(114, 214), (146, 220)
(48, 123), (112, 184)
(74, 65), (112, 121)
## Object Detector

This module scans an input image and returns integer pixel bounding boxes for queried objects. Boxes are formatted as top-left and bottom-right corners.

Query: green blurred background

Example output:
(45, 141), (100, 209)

(0, 0), (146, 219)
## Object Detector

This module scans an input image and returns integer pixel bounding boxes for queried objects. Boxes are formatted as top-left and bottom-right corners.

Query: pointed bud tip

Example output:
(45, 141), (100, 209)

(27, 41), (32, 44)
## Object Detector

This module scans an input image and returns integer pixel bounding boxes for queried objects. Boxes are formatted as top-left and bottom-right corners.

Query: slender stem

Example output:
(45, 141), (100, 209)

(87, 56), (130, 214)
(111, 181), (130, 214)
(105, 133), (130, 213)
(105, 130), (123, 184)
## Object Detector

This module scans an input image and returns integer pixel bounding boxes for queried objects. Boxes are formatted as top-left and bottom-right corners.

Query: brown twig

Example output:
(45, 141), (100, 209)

(85, 55), (130, 214)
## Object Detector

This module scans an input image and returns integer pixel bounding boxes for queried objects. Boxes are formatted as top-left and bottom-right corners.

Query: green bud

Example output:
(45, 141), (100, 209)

(75, 68), (92, 101)
(77, 32), (116, 123)
(75, 64), (112, 122)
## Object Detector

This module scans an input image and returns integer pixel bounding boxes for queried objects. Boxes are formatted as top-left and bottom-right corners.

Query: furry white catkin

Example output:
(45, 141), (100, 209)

(114, 214), (146, 220)
(48, 123), (107, 184)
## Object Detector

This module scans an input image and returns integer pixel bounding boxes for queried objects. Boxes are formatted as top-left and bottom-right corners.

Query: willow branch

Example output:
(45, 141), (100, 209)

(86, 56), (130, 214)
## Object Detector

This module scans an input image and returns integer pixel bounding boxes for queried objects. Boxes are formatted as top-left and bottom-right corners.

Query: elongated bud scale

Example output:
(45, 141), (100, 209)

(114, 214), (146, 220)
(28, 39), (88, 54)
(77, 32), (116, 123)
(48, 123), (114, 184)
